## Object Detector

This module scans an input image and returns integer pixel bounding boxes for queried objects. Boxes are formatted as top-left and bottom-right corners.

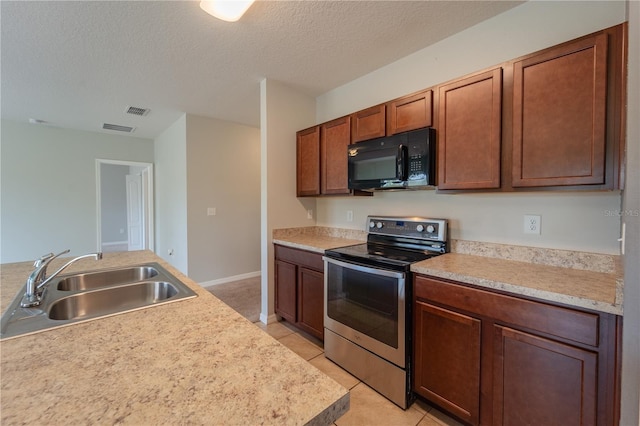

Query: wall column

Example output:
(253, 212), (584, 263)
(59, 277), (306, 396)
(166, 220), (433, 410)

(259, 79), (316, 323)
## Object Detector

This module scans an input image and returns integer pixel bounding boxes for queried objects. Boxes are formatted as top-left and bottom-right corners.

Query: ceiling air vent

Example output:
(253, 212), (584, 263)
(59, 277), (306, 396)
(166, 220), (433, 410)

(125, 106), (150, 116)
(103, 123), (135, 133)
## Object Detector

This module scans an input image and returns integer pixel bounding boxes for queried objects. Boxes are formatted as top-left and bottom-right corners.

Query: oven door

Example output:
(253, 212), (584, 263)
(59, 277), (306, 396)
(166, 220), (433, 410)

(323, 256), (406, 368)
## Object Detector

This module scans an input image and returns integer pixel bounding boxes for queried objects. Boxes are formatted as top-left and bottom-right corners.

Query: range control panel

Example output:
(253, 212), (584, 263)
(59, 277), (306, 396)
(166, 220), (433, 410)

(367, 216), (447, 242)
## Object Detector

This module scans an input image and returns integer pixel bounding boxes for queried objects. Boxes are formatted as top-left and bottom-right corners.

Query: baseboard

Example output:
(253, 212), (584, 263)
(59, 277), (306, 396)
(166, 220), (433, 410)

(200, 271), (261, 289)
(259, 313), (279, 325)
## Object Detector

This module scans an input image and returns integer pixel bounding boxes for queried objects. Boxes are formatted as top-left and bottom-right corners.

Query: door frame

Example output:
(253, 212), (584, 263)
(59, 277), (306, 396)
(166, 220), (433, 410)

(96, 159), (154, 253)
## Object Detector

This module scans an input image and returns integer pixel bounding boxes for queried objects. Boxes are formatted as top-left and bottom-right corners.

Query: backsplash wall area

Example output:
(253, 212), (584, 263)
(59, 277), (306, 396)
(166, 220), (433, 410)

(316, 190), (622, 255)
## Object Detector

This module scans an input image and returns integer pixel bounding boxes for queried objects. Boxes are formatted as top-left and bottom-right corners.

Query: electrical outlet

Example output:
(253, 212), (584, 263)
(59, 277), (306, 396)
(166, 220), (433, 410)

(524, 214), (541, 235)
(307, 209), (313, 220)
(347, 210), (353, 222)
(207, 207), (216, 216)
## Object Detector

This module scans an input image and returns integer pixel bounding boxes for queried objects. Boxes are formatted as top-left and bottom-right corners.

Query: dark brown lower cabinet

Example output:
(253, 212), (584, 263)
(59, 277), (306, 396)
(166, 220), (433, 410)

(413, 275), (621, 426)
(493, 326), (597, 426)
(274, 245), (324, 341)
(274, 259), (297, 323)
(414, 301), (481, 425)
(297, 267), (324, 338)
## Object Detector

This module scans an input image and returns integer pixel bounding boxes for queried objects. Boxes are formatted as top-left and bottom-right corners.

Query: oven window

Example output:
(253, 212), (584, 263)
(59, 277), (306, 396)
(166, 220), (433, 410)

(326, 262), (399, 348)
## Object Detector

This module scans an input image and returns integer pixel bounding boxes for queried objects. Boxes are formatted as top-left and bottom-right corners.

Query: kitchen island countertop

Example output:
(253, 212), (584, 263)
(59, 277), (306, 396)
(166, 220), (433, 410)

(0, 250), (349, 425)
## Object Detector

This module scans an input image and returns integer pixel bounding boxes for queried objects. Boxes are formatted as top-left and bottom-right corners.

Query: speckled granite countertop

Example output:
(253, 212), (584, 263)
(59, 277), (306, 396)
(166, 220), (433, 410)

(0, 251), (349, 425)
(412, 253), (622, 315)
(272, 227), (623, 316)
(273, 226), (366, 254)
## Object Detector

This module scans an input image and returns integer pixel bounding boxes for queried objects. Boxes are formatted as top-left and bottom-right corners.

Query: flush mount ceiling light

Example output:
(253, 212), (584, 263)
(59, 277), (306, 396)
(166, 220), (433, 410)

(199, 0), (255, 22)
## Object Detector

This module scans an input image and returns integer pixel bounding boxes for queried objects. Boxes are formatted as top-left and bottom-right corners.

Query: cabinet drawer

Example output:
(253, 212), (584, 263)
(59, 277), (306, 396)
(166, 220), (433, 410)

(414, 275), (599, 347)
(274, 245), (324, 272)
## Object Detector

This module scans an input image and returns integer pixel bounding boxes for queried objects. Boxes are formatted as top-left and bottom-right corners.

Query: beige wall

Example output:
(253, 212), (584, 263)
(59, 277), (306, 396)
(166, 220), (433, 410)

(185, 114), (260, 283)
(314, 0), (626, 255)
(0, 119), (154, 263)
(154, 114), (261, 283)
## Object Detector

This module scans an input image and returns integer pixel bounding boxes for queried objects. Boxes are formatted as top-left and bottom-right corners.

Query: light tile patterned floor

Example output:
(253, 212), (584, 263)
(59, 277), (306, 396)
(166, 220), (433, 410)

(254, 320), (464, 426)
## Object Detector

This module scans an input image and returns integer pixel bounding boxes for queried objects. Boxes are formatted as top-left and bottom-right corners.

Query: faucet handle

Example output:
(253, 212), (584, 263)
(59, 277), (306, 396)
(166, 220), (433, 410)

(34, 253), (55, 267)
(49, 249), (71, 261)
(34, 249), (70, 270)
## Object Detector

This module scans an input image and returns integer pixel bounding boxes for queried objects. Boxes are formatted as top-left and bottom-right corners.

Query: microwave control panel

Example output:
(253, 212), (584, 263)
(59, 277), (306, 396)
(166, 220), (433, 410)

(408, 154), (426, 180)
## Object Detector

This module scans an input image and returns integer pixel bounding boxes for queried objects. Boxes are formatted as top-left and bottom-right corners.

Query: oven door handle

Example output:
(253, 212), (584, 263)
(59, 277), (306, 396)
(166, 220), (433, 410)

(322, 256), (405, 279)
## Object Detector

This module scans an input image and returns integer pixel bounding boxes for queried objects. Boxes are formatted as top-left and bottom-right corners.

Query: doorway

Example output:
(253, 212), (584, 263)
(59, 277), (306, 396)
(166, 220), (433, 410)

(96, 159), (154, 253)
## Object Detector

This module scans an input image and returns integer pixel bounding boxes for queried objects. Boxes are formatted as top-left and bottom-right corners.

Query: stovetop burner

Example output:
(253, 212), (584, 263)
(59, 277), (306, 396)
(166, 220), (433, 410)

(324, 216), (448, 271)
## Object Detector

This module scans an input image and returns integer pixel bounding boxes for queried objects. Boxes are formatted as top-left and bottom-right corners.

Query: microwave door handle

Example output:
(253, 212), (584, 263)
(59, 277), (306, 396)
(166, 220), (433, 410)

(397, 144), (408, 181)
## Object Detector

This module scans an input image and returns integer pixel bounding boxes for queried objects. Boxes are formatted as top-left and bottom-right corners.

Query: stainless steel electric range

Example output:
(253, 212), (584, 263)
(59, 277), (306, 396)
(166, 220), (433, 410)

(323, 216), (448, 409)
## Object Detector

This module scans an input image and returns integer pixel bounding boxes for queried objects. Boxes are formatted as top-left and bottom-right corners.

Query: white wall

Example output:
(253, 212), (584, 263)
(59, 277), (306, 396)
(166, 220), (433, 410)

(0, 119), (154, 262)
(185, 114), (261, 283)
(154, 114), (188, 274)
(260, 79), (316, 323)
(314, 0), (626, 255)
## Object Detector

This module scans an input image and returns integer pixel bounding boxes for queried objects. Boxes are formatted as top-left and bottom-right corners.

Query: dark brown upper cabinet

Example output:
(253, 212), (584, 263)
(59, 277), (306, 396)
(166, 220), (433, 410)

(296, 23), (626, 193)
(387, 89), (433, 135)
(296, 126), (321, 197)
(321, 116), (351, 195)
(351, 104), (386, 143)
(511, 32), (609, 188)
(437, 68), (503, 190)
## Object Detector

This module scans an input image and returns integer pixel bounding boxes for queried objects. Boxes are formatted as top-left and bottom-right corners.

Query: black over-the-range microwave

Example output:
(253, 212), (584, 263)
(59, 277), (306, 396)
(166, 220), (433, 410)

(347, 128), (436, 191)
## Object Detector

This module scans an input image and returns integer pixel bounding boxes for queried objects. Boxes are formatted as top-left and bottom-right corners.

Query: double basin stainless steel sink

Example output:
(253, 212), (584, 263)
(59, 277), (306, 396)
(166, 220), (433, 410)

(0, 262), (197, 340)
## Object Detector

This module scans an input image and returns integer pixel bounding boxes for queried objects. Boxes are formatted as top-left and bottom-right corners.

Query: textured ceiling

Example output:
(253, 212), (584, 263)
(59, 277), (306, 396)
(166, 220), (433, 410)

(1, 1), (523, 139)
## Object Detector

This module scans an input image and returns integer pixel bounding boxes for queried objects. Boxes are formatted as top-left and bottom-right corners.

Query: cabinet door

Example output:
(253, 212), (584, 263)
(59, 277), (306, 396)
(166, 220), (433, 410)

(296, 126), (320, 196)
(387, 89), (433, 135)
(297, 267), (324, 340)
(321, 116), (351, 195)
(493, 326), (597, 426)
(512, 33), (608, 187)
(414, 300), (481, 425)
(437, 68), (502, 189)
(274, 260), (297, 323)
(351, 104), (386, 143)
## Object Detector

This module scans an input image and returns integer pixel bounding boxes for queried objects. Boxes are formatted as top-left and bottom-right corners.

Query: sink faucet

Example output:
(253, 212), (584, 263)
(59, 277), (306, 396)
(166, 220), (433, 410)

(21, 249), (103, 308)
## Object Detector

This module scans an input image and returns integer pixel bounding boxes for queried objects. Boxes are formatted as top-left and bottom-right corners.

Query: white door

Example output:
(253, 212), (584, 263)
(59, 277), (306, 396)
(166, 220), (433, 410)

(126, 174), (144, 251)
